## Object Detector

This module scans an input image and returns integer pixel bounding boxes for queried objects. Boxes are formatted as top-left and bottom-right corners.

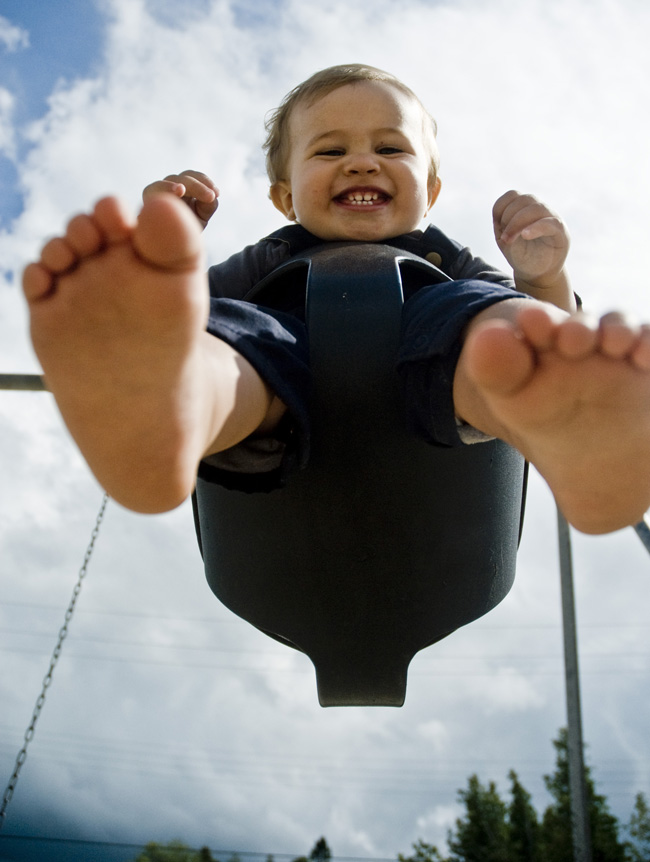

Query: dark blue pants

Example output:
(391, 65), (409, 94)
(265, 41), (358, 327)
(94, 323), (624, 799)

(204, 279), (530, 489)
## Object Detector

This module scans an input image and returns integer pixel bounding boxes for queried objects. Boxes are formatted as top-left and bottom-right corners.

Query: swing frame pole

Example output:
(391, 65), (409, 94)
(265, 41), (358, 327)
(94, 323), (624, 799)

(557, 508), (593, 862)
(634, 515), (650, 554)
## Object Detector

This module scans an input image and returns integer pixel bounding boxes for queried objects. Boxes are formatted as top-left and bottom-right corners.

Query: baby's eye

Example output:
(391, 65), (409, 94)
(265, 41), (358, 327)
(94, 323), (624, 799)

(316, 148), (345, 157)
(377, 146), (403, 155)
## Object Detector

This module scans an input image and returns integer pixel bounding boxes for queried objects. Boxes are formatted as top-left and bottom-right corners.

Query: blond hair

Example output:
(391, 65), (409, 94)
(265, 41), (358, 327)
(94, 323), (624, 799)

(263, 64), (440, 185)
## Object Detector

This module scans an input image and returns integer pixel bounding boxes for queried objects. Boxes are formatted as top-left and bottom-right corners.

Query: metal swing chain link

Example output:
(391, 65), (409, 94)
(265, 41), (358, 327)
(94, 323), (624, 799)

(0, 492), (109, 830)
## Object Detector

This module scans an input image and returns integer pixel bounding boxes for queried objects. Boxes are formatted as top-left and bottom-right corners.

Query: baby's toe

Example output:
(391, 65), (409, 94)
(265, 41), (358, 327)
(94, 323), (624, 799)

(22, 262), (54, 302)
(92, 196), (134, 243)
(555, 314), (599, 359)
(133, 193), (203, 271)
(598, 312), (640, 359)
(631, 325), (650, 371)
(65, 213), (104, 257)
(39, 236), (77, 274)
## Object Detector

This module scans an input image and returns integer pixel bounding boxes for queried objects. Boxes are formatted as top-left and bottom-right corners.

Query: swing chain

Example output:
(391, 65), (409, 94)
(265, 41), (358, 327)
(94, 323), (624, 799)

(0, 492), (109, 831)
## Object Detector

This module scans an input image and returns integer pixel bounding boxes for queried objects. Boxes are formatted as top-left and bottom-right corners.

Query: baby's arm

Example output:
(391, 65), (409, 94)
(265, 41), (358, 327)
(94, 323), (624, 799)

(143, 169), (219, 230)
(493, 190), (575, 312)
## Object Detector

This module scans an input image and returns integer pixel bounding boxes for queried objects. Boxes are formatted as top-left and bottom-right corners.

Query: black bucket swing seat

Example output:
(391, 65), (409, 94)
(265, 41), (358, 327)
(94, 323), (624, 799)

(193, 243), (526, 707)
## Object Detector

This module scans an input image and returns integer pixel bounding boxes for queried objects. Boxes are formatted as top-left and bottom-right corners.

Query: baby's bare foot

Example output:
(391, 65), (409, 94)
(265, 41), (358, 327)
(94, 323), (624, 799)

(23, 194), (215, 512)
(460, 305), (650, 534)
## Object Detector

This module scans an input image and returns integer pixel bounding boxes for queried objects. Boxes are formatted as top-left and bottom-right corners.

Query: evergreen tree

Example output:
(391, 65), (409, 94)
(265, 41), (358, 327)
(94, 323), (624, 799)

(396, 729), (647, 862)
(397, 839), (445, 862)
(540, 728), (626, 862)
(506, 770), (540, 862)
(294, 837), (333, 862)
(446, 774), (509, 862)
(310, 838), (332, 862)
(625, 793), (650, 862)
(133, 841), (213, 862)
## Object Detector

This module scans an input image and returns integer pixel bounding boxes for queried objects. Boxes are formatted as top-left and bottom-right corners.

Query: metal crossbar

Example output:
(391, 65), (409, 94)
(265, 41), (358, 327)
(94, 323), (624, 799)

(0, 374), (47, 391)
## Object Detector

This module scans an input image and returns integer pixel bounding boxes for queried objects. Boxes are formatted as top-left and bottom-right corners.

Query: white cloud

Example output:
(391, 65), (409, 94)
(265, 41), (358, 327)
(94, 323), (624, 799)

(416, 719), (450, 751)
(0, 86), (16, 157)
(473, 667), (547, 714)
(0, 14), (29, 52)
(416, 804), (462, 848)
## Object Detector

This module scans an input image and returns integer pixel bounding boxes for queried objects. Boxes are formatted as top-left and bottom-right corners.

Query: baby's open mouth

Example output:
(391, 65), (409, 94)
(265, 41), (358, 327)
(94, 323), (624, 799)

(335, 189), (391, 207)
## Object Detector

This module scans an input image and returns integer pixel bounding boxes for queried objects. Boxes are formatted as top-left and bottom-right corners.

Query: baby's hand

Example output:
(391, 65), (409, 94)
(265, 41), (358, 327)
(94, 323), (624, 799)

(492, 190), (569, 287)
(143, 170), (219, 230)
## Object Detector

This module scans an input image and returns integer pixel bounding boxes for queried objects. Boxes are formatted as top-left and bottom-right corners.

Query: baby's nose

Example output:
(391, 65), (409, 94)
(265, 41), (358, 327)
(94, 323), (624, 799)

(344, 152), (380, 174)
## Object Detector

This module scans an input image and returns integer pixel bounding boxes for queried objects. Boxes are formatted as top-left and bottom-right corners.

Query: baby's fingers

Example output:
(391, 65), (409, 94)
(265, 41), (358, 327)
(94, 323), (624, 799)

(492, 189), (523, 224)
(142, 178), (187, 201)
(518, 216), (566, 245)
(492, 190), (538, 236)
(143, 171), (219, 229)
(176, 169), (218, 193)
(493, 191), (565, 242)
(143, 171), (218, 205)
(169, 170), (219, 204)
(500, 206), (566, 246)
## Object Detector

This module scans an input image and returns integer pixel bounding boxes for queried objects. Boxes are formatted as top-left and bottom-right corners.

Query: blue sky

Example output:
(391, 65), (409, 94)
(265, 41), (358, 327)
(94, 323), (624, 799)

(1, 0), (650, 860)
(0, 1), (105, 225)
(0, 2), (104, 120)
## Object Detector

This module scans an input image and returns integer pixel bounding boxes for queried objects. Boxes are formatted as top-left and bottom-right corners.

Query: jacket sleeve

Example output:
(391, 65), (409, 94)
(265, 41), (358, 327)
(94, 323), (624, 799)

(207, 239), (291, 300)
(448, 245), (516, 288)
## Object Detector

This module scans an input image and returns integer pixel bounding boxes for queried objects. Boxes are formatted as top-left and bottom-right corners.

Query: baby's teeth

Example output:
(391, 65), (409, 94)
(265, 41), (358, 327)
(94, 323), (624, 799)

(347, 192), (380, 204)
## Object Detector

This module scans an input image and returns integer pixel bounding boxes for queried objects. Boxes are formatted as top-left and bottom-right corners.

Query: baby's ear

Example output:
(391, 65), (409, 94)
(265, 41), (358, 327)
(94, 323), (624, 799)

(270, 182), (296, 221)
(427, 176), (442, 212)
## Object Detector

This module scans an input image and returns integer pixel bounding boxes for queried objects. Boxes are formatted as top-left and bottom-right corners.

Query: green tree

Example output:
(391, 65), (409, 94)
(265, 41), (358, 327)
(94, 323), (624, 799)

(625, 793), (650, 862)
(310, 839), (332, 862)
(540, 729), (625, 862)
(398, 839), (446, 862)
(133, 841), (217, 862)
(446, 774), (510, 862)
(294, 838), (333, 862)
(506, 770), (540, 862)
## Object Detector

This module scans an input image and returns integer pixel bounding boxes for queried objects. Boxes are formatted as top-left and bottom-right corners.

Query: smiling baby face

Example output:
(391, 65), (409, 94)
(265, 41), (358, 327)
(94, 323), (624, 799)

(269, 80), (441, 242)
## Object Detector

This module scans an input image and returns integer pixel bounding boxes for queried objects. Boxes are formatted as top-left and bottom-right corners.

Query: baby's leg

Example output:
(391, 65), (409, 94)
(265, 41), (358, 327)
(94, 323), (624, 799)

(23, 195), (281, 513)
(454, 300), (650, 533)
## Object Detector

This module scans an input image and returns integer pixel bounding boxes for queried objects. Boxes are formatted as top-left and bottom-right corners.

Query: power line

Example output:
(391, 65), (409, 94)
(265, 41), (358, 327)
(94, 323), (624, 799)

(0, 599), (242, 624)
(3, 599), (649, 629)
(1, 644), (648, 675)
(1, 720), (647, 796)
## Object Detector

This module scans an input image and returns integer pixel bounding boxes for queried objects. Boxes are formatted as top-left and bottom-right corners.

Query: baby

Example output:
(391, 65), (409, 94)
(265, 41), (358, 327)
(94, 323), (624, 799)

(22, 64), (650, 534)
